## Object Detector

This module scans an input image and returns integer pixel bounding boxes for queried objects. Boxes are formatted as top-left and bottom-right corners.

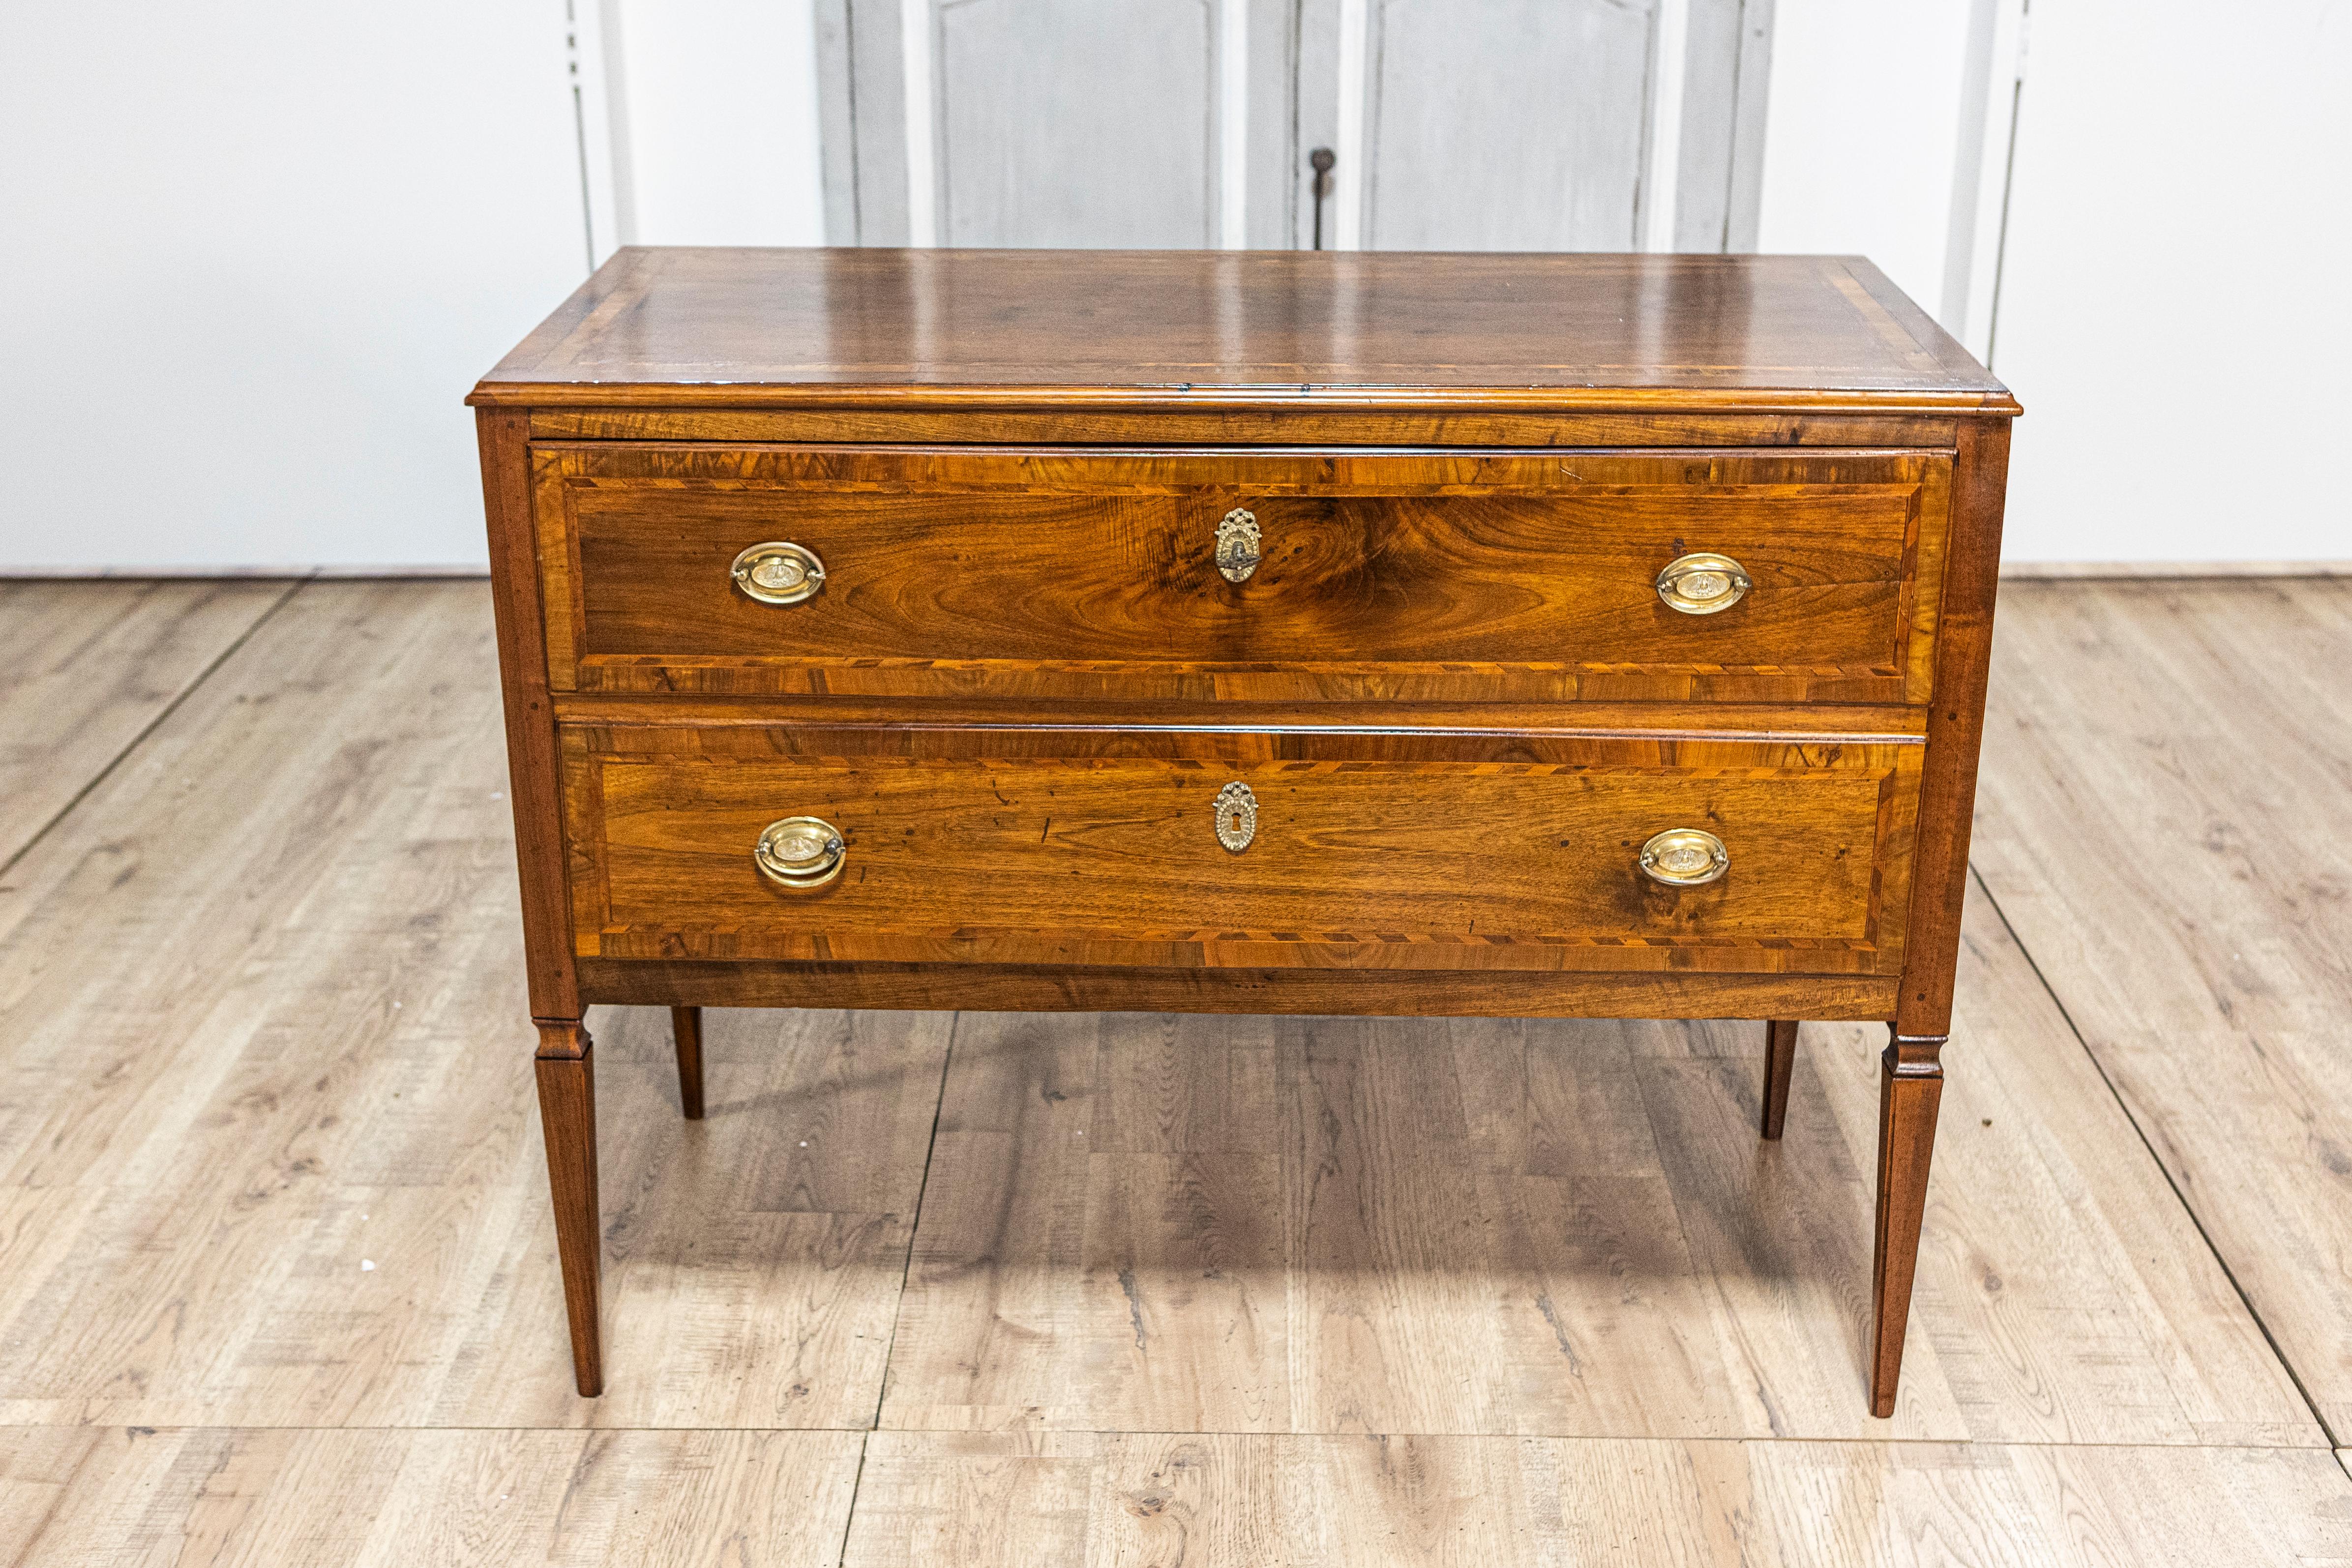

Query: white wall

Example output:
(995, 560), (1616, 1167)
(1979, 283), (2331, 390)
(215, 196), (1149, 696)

(1993, 0), (2352, 565)
(598, 0), (827, 251)
(1757, 0), (1980, 326)
(1759, 0), (2351, 565)
(0, 3), (594, 572)
(1756, 0), (2021, 362)
(6, 2), (2344, 571)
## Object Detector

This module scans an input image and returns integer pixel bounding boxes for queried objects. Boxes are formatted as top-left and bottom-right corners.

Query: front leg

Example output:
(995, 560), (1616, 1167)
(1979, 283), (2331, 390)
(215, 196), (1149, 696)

(535, 1020), (602, 1397)
(1760, 1019), (1799, 1139)
(1869, 1031), (1944, 1418)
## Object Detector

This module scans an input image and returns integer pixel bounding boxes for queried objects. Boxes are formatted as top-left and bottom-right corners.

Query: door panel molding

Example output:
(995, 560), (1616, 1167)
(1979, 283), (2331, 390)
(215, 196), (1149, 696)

(816, 0), (1771, 250)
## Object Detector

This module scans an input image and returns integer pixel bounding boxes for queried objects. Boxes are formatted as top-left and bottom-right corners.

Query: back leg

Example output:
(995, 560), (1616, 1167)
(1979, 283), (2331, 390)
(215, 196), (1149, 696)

(1761, 1019), (1798, 1139)
(671, 1006), (706, 1121)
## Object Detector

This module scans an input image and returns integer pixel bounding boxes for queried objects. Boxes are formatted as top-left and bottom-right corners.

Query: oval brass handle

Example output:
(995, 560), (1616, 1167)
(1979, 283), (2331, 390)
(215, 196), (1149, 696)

(1215, 508), (1261, 583)
(1655, 552), (1751, 615)
(755, 816), (846, 890)
(1639, 828), (1728, 888)
(732, 541), (827, 605)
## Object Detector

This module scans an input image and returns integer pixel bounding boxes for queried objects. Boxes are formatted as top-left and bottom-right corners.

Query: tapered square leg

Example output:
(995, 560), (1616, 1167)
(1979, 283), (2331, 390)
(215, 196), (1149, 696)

(1869, 1031), (1944, 1418)
(535, 1021), (602, 1397)
(1761, 1019), (1799, 1139)
(671, 1006), (706, 1121)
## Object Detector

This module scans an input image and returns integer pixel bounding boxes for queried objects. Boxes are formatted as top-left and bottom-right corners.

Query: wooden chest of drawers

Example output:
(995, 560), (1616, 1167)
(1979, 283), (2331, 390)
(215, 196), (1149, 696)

(471, 248), (2017, 1418)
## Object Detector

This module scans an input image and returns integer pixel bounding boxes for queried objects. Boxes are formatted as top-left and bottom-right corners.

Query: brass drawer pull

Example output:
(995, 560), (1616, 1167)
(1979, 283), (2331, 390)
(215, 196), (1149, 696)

(732, 541), (827, 605)
(1215, 508), (1261, 582)
(755, 816), (845, 889)
(1214, 781), (1257, 851)
(1655, 552), (1750, 615)
(1639, 828), (1728, 888)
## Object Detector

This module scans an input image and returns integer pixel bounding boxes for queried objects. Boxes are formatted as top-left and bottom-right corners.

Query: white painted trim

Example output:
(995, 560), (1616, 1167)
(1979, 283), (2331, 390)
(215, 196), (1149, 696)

(0, 566), (489, 580)
(1999, 561), (2352, 580)
(590, 0), (637, 248)
(1962, 0), (2026, 361)
(1941, 0), (1997, 334)
(1335, 0), (1367, 249)
(303, 566), (491, 579)
(1219, 0), (1249, 248)
(567, 0), (624, 264)
(900, 0), (938, 246)
(1644, 0), (1689, 252)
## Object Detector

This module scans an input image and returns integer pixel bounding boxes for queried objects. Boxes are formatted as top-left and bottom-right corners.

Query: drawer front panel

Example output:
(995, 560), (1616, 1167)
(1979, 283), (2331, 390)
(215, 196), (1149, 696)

(535, 446), (1949, 705)
(562, 727), (1921, 974)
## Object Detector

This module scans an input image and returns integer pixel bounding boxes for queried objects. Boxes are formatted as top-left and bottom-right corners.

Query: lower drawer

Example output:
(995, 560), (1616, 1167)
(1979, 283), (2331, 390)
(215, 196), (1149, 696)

(561, 727), (1922, 975)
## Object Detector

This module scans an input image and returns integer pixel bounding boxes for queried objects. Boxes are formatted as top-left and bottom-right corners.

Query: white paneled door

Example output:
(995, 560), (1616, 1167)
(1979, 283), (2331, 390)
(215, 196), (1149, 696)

(814, 0), (1774, 251)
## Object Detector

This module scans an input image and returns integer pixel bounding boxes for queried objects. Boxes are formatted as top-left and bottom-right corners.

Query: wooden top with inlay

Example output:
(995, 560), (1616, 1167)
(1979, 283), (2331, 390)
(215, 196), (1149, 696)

(469, 247), (2017, 413)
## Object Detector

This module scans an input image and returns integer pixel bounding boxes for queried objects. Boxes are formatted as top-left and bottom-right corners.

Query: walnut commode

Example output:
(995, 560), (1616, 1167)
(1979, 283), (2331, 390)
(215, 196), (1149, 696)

(469, 247), (2018, 1417)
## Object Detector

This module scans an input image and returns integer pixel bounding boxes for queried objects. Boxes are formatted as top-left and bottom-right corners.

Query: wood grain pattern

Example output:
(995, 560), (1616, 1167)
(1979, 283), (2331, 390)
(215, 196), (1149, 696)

(535, 1022), (602, 1397)
(1762, 1018), (1798, 1139)
(13, 579), (2352, 1559)
(478, 406), (578, 1022)
(576, 959), (1904, 1020)
(482, 248), (2010, 1411)
(563, 732), (1921, 974)
(840, 1433), (2352, 1568)
(534, 444), (1949, 707)
(1869, 1033), (1944, 1417)
(0, 578), (286, 867)
(671, 1005), (706, 1120)
(469, 249), (2017, 409)
(1972, 577), (2352, 1435)
(0, 1426), (861, 1566)
(875, 887), (2314, 1443)
(528, 407), (1962, 450)
(0, 584), (951, 1431)
(549, 692), (1931, 740)
(1893, 417), (2009, 1037)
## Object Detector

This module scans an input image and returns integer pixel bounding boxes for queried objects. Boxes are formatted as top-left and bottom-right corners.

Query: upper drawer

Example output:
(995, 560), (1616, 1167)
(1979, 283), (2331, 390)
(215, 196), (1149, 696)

(531, 445), (1951, 705)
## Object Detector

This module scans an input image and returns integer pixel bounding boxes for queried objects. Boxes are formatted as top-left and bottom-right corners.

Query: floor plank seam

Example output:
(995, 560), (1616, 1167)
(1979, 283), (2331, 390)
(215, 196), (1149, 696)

(862, 1434), (2332, 1453)
(1965, 861), (2344, 1450)
(0, 1422), (2336, 1453)
(835, 1432), (873, 1568)
(0, 576), (304, 886)
(863, 1007), (962, 1433)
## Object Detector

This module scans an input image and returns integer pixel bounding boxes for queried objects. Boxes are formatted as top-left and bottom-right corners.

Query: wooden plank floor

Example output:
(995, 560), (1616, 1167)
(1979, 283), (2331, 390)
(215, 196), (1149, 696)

(0, 578), (2347, 1565)
(1971, 579), (2352, 1437)
(0, 579), (287, 868)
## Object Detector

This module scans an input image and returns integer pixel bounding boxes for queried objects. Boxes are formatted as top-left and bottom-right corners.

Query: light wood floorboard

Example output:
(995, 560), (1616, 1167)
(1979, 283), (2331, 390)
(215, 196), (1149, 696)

(1972, 579), (2352, 1437)
(0, 579), (288, 868)
(875, 878), (2312, 1444)
(0, 1425), (861, 1568)
(0, 583), (950, 1430)
(841, 1432), (2352, 1568)
(2, 579), (2349, 1561)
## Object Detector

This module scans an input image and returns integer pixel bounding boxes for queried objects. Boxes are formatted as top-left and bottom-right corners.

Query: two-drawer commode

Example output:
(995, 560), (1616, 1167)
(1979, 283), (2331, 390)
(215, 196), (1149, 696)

(471, 248), (2018, 1417)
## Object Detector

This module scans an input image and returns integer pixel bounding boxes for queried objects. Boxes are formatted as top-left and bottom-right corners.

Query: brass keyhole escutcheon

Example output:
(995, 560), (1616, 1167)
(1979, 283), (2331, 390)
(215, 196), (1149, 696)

(1214, 781), (1257, 852)
(755, 815), (846, 889)
(1215, 508), (1262, 583)
(1639, 828), (1729, 888)
(732, 541), (828, 605)
(1655, 552), (1751, 615)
